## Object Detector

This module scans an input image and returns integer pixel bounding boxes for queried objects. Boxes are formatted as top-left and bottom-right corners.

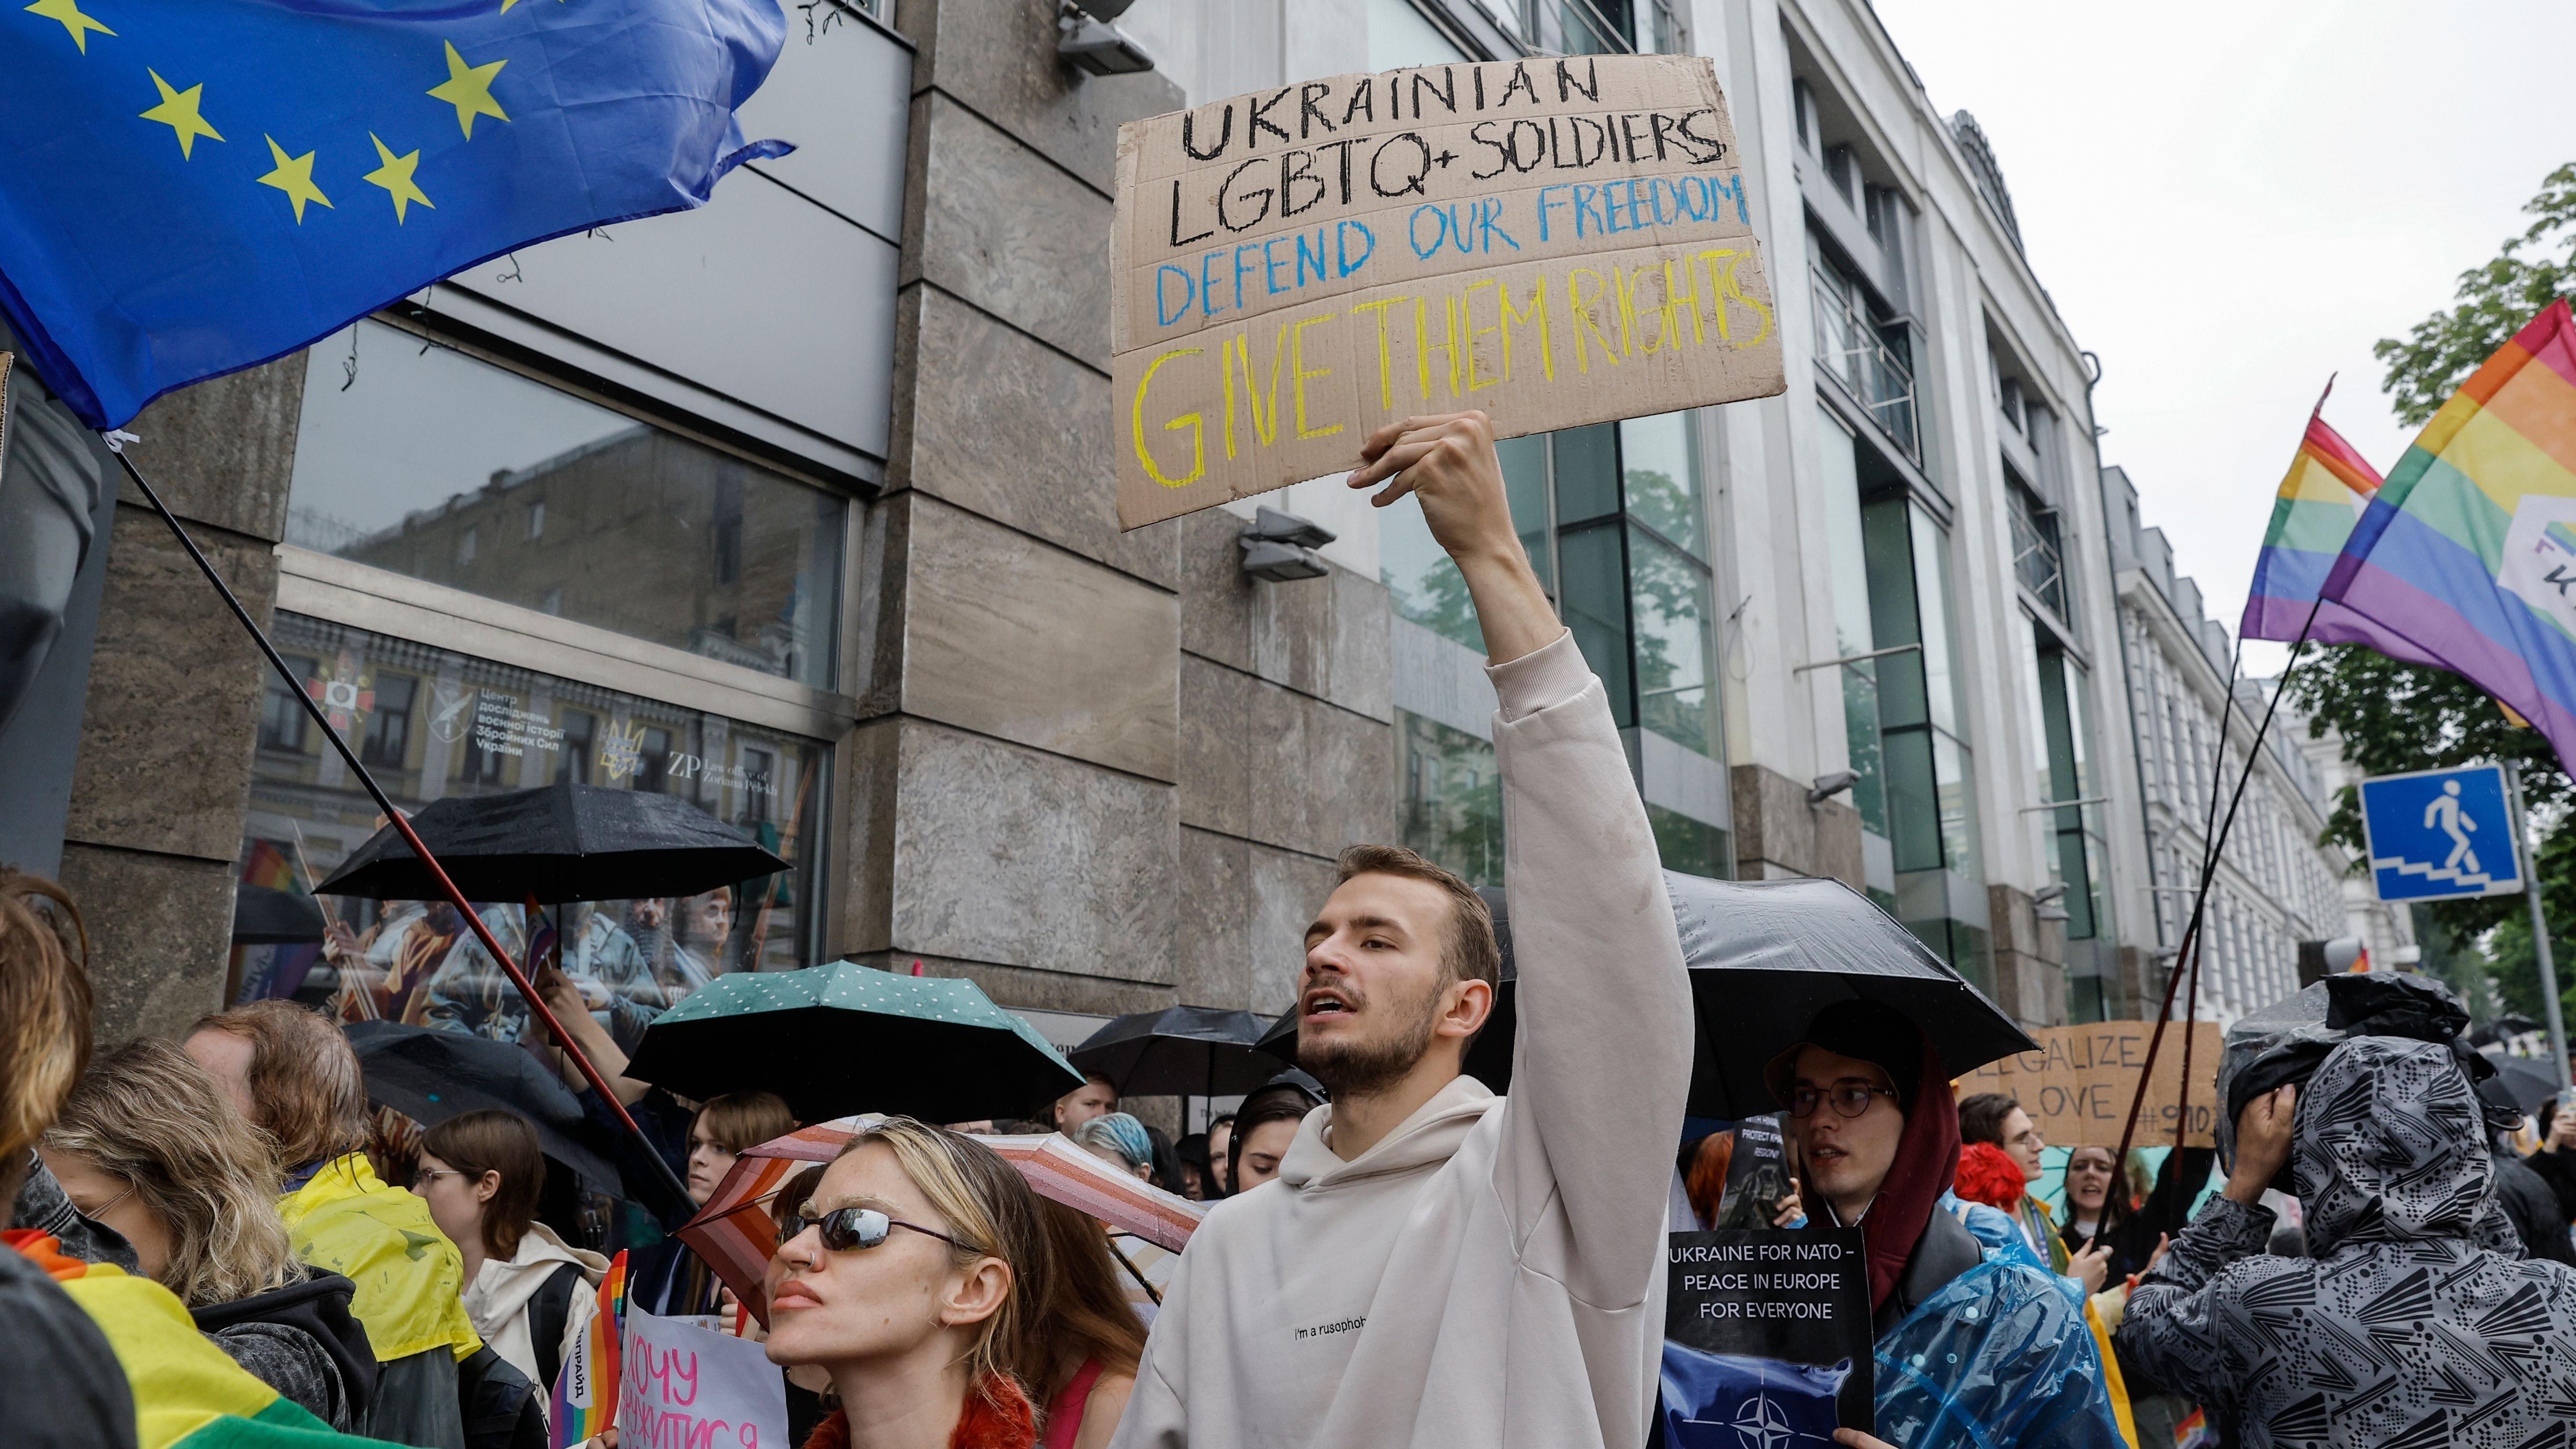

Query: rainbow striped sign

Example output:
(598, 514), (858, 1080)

(550, 1249), (626, 1445)
(2326, 300), (2576, 768)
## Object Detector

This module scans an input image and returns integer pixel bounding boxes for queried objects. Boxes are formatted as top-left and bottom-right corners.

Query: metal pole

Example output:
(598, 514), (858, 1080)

(106, 439), (695, 1208)
(2507, 760), (2572, 1085)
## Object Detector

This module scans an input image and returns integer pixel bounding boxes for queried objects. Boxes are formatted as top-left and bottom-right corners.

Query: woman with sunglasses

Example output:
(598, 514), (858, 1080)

(766, 1118), (1052, 1449)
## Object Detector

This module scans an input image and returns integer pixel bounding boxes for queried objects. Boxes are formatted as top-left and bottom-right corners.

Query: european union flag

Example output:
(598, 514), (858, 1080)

(0, 0), (788, 429)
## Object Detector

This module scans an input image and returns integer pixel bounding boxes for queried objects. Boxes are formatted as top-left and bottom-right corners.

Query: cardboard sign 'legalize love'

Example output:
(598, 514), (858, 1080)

(1953, 1021), (2227, 1149)
(1110, 54), (1786, 529)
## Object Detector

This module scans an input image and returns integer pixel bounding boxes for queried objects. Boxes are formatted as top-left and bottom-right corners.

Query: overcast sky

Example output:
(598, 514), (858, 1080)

(1866, 0), (2576, 675)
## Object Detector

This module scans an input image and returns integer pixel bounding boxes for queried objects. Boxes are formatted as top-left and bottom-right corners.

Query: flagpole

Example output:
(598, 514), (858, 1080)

(2112, 594), (2328, 1172)
(2506, 761), (2572, 1084)
(106, 438), (693, 1209)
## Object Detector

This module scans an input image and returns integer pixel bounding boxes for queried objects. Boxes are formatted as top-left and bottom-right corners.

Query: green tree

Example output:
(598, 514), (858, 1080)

(2372, 162), (2576, 428)
(2287, 162), (2576, 1016)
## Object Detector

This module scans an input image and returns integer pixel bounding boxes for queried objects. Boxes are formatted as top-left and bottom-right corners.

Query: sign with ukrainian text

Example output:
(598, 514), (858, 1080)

(1111, 54), (1784, 530)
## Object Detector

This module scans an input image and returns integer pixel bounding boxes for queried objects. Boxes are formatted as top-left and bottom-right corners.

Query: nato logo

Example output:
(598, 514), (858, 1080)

(2359, 763), (2524, 902)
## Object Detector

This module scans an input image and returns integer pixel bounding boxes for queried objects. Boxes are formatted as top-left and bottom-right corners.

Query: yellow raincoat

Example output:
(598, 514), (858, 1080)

(278, 1152), (481, 1363)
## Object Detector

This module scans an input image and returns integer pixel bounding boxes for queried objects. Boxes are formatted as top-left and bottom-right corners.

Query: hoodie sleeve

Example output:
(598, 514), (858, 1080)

(2112, 1194), (2273, 1410)
(1486, 630), (1694, 1308)
(1106, 1250), (1192, 1449)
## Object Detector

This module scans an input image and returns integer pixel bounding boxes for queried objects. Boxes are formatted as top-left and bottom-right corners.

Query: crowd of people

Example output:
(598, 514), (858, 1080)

(12, 413), (2576, 1449)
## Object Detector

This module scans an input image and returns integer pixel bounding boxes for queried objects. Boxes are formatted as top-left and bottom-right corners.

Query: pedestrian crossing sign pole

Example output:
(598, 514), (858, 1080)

(2357, 761), (2567, 1083)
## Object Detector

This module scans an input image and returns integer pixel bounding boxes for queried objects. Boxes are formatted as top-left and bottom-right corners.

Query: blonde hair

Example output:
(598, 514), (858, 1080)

(0, 868), (91, 1163)
(188, 1000), (365, 1169)
(46, 1037), (303, 1306)
(830, 1118), (1052, 1406)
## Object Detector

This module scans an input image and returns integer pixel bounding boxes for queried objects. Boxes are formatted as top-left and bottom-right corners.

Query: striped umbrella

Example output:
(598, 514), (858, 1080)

(679, 1116), (1207, 1325)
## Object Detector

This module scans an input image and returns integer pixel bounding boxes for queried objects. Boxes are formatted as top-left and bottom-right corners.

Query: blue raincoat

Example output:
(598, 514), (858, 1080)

(1873, 1252), (2127, 1449)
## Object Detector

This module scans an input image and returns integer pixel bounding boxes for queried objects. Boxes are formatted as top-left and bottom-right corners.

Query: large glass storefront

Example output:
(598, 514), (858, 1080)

(231, 316), (844, 1050)
(1816, 405), (1993, 991)
(1384, 411), (1729, 887)
(288, 318), (846, 690)
(236, 616), (830, 1046)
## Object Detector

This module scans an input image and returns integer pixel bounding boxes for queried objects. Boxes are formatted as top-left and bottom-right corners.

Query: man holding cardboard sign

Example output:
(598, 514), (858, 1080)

(1108, 408), (1692, 1449)
(1110, 54), (1785, 530)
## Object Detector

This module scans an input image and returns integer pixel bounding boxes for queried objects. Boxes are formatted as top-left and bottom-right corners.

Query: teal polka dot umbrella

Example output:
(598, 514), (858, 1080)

(624, 959), (1084, 1122)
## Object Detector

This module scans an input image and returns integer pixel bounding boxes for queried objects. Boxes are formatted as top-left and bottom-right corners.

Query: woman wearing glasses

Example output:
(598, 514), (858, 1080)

(765, 1118), (1052, 1449)
(411, 1110), (609, 1404)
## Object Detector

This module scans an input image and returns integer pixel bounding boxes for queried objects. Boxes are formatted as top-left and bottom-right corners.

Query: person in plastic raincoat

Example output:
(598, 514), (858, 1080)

(1765, 1002), (2126, 1449)
(2116, 1035), (2576, 1449)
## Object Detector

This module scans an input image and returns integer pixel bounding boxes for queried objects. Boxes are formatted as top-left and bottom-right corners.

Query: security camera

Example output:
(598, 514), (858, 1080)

(1059, 0), (1154, 75)
(2033, 882), (2068, 904)
(1239, 507), (1336, 582)
(1807, 770), (1859, 805)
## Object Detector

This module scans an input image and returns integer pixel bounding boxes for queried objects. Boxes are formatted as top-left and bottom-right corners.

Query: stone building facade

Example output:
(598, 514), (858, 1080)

(21, 0), (2386, 1069)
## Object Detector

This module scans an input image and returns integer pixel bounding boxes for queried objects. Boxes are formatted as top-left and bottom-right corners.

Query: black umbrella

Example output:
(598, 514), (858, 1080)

(1256, 875), (2030, 1119)
(1070, 1006), (1279, 1097)
(2481, 1050), (2563, 1114)
(232, 885), (326, 945)
(345, 1021), (622, 1195)
(623, 960), (1085, 1123)
(313, 777), (790, 904)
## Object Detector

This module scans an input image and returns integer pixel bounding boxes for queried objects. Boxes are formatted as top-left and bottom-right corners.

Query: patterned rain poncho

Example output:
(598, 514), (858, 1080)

(2117, 1036), (2576, 1448)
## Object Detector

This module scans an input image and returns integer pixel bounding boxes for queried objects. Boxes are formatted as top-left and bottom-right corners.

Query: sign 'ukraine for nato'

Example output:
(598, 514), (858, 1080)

(2358, 763), (2523, 903)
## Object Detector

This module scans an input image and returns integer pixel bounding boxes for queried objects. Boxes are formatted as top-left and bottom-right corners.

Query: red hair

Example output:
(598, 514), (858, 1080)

(1952, 1141), (2027, 1210)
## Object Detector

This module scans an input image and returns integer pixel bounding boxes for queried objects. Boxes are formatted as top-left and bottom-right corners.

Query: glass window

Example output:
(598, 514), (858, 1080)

(1398, 710), (1503, 888)
(288, 319), (847, 689)
(1814, 410), (1885, 837)
(1552, 422), (1621, 525)
(1628, 527), (1719, 758)
(1556, 525), (1633, 728)
(231, 614), (828, 1046)
(1368, 0), (1468, 70)
(1649, 805), (1729, 880)
(1619, 413), (1702, 559)
(1499, 435), (1553, 598)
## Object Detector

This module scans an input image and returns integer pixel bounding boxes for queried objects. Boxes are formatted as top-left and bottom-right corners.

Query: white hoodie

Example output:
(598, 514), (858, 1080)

(1110, 632), (1693, 1449)
(461, 1220), (608, 1402)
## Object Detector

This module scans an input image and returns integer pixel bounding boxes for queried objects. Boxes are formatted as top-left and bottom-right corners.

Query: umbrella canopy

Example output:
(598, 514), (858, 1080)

(682, 1117), (1207, 1326)
(2482, 1052), (2563, 1115)
(1070, 1006), (1279, 1097)
(313, 777), (790, 904)
(344, 1021), (621, 1196)
(1251, 874), (2030, 1119)
(232, 885), (325, 945)
(623, 960), (1084, 1123)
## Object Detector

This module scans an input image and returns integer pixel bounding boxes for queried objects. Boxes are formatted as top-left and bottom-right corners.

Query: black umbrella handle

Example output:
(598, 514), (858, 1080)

(113, 441), (696, 1212)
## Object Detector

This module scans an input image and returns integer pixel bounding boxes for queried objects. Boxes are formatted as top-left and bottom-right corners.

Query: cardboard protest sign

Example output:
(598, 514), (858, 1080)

(616, 1302), (788, 1449)
(1711, 1115), (1791, 1229)
(1110, 54), (1785, 529)
(1953, 1021), (2226, 1149)
(1665, 1227), (1873, 1432)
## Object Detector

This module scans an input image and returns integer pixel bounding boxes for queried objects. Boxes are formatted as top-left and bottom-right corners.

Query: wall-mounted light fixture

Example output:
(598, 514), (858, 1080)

(1807, 769), (1858, 806)
(1059, 0), (1154, 76)
(1239, 506), (1335, 583)
(2034, 881), (2070, 922)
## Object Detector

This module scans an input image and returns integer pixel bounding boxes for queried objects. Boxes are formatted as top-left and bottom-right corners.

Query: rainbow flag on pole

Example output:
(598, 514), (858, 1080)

(2325, 299), (2576, 764)
(549, 1249), (625, 1445)
(2241, 409), (2443, 668)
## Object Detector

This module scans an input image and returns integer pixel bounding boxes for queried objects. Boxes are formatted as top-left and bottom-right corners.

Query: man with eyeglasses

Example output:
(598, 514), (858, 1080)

(1765, 1001), (2128, 1449)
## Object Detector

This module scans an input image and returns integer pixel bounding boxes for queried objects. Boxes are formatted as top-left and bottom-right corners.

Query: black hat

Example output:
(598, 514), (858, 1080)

(1763, 1000), (1925, 1112)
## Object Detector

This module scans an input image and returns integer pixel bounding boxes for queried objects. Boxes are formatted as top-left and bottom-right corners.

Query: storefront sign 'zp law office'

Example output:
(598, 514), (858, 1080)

(1111, 54), (1787, 529)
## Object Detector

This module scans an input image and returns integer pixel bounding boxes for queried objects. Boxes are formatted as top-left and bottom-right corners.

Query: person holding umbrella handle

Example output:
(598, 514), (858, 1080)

(1107, 412), (1694, 1449)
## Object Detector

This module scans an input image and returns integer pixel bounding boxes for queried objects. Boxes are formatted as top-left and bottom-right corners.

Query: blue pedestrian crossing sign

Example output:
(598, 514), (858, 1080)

(2358, 763), (2524, 902)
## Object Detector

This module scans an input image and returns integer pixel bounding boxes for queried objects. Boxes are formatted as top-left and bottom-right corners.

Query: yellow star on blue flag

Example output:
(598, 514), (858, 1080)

(0, 0), (792, 429)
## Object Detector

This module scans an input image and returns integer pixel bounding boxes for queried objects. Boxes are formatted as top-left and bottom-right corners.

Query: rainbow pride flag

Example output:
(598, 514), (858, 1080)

(550, 1249), (626, 1445)
(2241, 410), (2442, 668)
(2326, 300), (2576, 766)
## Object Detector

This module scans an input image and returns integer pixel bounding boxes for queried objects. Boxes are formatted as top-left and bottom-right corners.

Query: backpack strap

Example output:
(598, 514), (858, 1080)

(528, 1262), (585, 1393)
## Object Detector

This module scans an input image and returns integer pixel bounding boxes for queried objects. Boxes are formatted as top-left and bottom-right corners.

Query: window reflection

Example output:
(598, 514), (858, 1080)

(288, 320), (846, 689)
(232, 615), (827, 1050)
